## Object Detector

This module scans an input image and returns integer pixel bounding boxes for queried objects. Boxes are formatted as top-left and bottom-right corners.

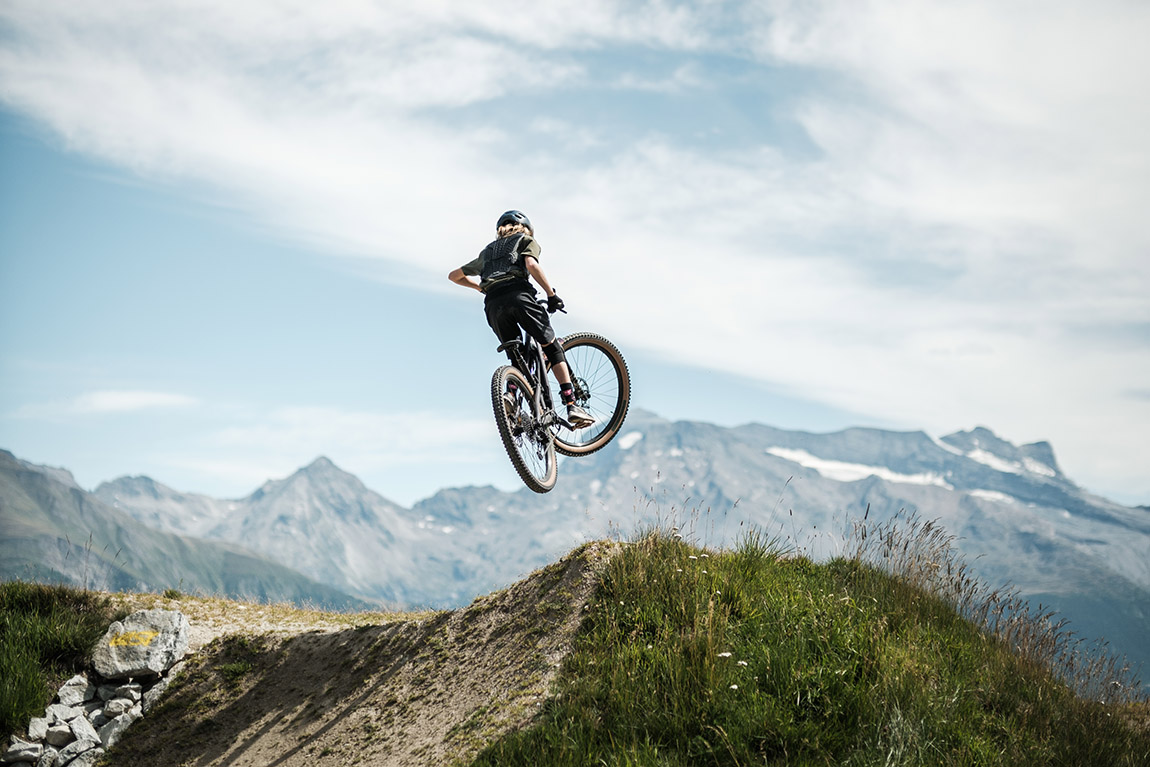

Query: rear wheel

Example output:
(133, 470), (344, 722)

(492, 366), (557, 493)
(550, 332), (631, 456)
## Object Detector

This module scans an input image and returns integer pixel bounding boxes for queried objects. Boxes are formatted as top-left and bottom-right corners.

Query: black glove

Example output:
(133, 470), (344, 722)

(547, 294), (566, 314)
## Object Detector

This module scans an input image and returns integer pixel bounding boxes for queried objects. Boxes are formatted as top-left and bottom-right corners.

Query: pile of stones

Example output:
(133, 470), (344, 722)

(3, 609), (190, 767)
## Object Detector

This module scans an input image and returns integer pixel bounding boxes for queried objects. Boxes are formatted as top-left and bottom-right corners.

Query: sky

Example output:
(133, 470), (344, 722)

(1, 0), (1148, 508)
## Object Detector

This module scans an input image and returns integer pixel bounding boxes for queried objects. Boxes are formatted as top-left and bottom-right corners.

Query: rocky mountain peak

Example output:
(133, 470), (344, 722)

(304, 456), (338, 472)
(96, 475), (173, 500)
(290, 456), (361, 488)
(941, 426), (1012, 454)
(940, 426), (1063, 478)
(249, 456), (364, 502)
(3, 449), (82, 490)
(1019, 440), (1059, 474)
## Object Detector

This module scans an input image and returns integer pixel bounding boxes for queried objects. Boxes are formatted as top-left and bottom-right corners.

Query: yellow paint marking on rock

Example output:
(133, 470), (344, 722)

(109, 630), (160, 647)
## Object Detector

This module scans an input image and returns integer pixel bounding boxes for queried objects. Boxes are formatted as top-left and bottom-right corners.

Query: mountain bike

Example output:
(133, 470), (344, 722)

(491, 323), (630, 493)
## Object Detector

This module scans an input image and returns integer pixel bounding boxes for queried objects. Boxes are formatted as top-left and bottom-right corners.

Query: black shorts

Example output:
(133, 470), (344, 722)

(484, 284), (556, 349)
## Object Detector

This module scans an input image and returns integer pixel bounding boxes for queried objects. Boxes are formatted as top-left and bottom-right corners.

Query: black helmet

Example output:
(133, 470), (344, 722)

(497, 210), (533, 234)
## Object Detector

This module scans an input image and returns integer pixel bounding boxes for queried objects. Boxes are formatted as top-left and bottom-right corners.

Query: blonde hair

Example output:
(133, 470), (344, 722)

(497, 222), (532, 238)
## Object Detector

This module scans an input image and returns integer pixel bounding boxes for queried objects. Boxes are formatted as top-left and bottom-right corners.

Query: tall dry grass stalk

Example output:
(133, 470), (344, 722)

(846, 508), (1144, 704)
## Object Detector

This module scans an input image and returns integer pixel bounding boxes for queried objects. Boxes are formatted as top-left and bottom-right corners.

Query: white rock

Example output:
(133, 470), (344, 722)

(103, 699), (133, 718)
(66, 748), (105, 767)
(1, 738), (41, 763)
(49, 738), (97, 767)
(142, 676), (174, 713)
(92, 609), (190, 680)
(113, 683), (143, 702)
(45, 704), (82, 724)
(98, 704), (142, 749)
(69, 715), (100, 744)
(56, 676), (96, 707)
(25, 717), (49, 742)
(44, 725), (72, 747)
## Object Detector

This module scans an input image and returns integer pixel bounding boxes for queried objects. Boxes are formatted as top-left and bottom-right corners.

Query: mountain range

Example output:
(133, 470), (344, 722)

(0, 449), (367, 608)
(3, 409), (1147, 681)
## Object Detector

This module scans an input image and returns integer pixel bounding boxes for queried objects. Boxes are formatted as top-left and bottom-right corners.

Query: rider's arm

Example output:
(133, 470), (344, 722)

(524, 256), (557, 298)
(448, 267), (482, 292)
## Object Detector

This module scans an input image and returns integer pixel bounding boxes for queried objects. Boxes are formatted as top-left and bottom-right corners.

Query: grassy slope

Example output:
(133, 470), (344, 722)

(4, 530), (1148, 766)
(473, 531), (1150, 766)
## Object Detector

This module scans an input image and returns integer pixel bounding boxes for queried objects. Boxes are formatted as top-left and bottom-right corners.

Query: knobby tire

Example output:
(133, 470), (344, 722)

(551, 332), (631, 457)
(491, 365), (557, 493)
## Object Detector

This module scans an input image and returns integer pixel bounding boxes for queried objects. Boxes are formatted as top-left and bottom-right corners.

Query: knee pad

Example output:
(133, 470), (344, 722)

(544, 341), (567, 368)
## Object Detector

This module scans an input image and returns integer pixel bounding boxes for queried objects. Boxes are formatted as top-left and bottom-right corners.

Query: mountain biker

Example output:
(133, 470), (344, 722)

(448, 210), (595, 429)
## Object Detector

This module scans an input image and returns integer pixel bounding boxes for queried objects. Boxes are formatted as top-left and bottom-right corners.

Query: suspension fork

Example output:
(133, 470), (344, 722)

(497, 338), (544, 420)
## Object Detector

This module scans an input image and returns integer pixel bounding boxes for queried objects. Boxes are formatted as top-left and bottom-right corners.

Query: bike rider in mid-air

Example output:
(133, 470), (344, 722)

(448, 210), (595, 429)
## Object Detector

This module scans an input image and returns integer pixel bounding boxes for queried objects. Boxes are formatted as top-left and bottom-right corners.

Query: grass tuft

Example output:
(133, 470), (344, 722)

(0, 580), (128, 737)
(844, 509), (1145, 705)
(472, 513), (1150, 766)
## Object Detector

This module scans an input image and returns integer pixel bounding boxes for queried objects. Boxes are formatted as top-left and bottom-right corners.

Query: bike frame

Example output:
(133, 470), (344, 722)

(496, 333), (577, 433)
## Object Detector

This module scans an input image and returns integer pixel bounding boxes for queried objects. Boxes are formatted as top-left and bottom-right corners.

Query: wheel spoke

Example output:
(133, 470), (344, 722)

(492, 366), (556, 492)
(550, 333), (631, 457)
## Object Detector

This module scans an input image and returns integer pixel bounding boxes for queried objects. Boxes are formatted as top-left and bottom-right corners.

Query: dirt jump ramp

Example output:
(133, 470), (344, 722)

(107, 541), (616, 767)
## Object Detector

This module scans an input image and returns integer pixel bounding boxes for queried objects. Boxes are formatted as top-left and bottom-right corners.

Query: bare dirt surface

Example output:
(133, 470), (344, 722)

(102, 542), (616, 766)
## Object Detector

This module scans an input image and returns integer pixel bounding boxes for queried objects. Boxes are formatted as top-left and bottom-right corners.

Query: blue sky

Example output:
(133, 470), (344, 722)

(2, 1), (1148, 507)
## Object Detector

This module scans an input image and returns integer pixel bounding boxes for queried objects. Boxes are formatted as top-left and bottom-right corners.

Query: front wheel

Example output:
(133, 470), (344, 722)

(492, 366), (557, 493)
(550, 332), (631, 457)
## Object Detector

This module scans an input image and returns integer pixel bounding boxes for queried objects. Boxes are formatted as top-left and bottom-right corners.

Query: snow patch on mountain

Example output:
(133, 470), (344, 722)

(961, 449), (1057, 479)
(931, 436), (966, 457)
(618, 431), (644, 450)
(766, 447), (954, 489)
(966, 449), (1024, 475)
(1023, 458), (1057, 477)
(968, 489), (1017, 504)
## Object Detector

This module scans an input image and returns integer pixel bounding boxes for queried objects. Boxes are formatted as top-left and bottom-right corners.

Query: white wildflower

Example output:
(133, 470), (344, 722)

(718, 652), (732, 658)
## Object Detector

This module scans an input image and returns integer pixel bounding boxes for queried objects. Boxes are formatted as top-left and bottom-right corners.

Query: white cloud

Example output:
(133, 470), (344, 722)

(1, 1), (1147, 502)
(13, 390), (199, 418)
(124, 404), (504, 503)
(612, 63), (703, 93)
(753, 0), (1150, 269)
(212, 406), (492, 466)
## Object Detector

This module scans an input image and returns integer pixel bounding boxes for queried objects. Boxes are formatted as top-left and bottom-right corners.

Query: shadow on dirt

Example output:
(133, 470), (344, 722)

(106, 542), (612, 767)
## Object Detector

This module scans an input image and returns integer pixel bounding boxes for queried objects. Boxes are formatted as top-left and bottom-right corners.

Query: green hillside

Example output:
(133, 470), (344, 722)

(474, 525), (1149, 766)
(3, 519), (1147, 766)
